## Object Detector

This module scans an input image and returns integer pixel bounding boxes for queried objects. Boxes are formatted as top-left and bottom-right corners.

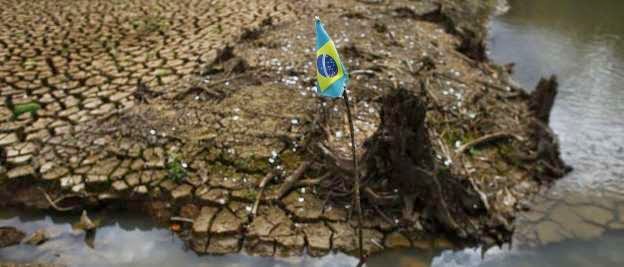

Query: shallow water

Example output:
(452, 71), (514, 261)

(2, 208), (623, 267)
(488, 0), (624, 189)
(2, 0), (624, 266)
(0, 208), (358, 267)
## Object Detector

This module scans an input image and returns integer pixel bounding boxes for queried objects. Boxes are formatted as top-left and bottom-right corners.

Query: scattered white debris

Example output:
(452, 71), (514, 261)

(282, 76), (299, 86)
(71, 183), (85, 193)
(181, 162), (188, 168)
(245, 206), (252, 212)
(149, 129), (156, 135)
(291, 118), (299, 125)
(298, 196), (305, 203)
(455, 140), (462, 148)
(335, 131), (343, 138)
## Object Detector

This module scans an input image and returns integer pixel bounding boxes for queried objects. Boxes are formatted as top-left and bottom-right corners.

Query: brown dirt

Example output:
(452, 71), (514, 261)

(0, 0), (567, 259)
(0, 226), (25, 248)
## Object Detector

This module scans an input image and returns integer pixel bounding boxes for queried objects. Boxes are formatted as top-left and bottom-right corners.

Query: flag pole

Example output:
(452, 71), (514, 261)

(342, 88), (364, 264)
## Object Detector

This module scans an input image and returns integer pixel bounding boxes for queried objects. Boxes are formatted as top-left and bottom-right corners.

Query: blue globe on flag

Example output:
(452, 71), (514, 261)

(317, 54), (339, 78)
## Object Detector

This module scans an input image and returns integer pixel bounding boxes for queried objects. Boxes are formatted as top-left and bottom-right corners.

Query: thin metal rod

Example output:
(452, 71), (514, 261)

(343, 90), (364, 263)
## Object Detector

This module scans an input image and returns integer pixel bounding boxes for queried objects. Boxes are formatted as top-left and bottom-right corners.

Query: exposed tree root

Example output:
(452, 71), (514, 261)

(529, 75), (572, 181)
(251, 171), (275, 217)
(455, 131), (523, 154)
(37, 188), (80, 212)
(295, 172), (331, 187)
(277, 161), (312, 199)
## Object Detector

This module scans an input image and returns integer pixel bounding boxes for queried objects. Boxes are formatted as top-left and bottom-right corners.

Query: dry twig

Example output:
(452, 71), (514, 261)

(295, 172), (331, 187)
(170, 216), (195, 223)
(277, 161), (312, 199)
(251, 171), (274, 217)
(350, 69), (376, 76)
(37, 188), (80, 212)
(455, 131), (523, 154)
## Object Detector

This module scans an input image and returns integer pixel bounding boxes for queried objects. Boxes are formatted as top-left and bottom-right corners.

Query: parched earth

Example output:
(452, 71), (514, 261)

(0, 0), (597, 261)
(514, 182), (624, 248)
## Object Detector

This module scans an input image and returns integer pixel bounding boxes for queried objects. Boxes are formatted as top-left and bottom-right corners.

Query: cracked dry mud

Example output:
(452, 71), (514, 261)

(513, 183), (624, 248)
(0, 0), (389, 256)
(0, 0), (586, 259)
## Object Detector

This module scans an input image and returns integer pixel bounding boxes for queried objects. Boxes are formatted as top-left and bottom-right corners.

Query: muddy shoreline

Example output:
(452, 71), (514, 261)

(1, 0), (567, 262)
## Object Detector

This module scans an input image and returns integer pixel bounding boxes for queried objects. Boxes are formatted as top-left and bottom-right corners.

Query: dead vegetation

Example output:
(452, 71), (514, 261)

(0, 0), (570, 258)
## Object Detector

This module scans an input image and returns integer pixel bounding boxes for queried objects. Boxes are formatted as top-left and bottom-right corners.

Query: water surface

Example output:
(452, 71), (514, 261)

(0, 208), (357, 267)
(488, 0), (624, 189)
(2, 0), (624, 266)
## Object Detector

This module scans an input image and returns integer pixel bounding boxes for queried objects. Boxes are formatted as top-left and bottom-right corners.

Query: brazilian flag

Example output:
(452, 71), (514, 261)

(315, 17), (348, 98)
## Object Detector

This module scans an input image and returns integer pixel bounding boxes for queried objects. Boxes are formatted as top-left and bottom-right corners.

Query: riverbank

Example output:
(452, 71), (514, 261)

(1, 0), (567, 260)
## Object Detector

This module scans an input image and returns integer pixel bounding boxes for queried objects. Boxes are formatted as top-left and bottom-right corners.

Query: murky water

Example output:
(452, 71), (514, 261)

(2, 0), (624, 266)
(0, 208), (358, 267)
(2, 208), (623, 267)
(488, 0), (624, 189)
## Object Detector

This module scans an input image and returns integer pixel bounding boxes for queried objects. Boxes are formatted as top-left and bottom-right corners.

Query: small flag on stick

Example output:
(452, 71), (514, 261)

(315, 17), (348, 98)
(314, 17), (365, 265)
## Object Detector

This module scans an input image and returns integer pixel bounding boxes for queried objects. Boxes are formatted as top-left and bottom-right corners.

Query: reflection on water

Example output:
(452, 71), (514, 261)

(488, 0), (624, 189)
(379, 0), (624, 265)
(2, 208), (623, 267)
(369, 231), (624, 267)
(474, 0), (624, 266)
(0, 209), (357, 267)
(434, 231), (624, 267)
(2, 0), (624, 266)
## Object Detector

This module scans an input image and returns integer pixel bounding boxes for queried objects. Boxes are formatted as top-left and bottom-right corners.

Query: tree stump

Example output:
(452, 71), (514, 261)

(530, 75), (572, 181)
(362, 88), (487, 238)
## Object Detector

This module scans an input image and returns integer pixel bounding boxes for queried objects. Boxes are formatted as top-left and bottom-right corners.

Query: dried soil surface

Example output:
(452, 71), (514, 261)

(1, 0), (567, 258)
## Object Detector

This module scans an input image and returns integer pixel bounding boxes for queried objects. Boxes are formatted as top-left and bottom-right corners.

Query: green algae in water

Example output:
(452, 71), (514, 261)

(12, 102), (41, 117)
